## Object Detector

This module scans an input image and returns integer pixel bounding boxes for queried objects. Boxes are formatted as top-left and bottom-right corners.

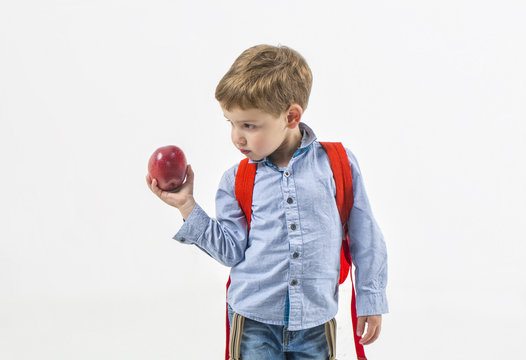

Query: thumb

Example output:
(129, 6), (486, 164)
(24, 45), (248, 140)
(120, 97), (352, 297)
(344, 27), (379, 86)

(356, 316), (366, 337)
(185, 164), (194, 183)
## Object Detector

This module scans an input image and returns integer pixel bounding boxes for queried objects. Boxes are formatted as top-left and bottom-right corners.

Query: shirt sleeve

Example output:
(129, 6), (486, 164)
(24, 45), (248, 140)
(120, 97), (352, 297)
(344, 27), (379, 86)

(345, 148), (389, 316)
(172, 165), (249, 267)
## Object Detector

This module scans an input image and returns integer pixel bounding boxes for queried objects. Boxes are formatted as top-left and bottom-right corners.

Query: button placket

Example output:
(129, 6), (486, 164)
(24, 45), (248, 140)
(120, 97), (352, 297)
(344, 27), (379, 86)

(282, 169), (298, 235)
(283, 166), (302, 327)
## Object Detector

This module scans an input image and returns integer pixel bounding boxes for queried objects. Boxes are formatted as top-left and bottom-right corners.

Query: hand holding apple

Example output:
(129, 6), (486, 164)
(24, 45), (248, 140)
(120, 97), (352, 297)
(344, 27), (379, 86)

(148, 145), (187, 191)
(146, 145), (196, 219)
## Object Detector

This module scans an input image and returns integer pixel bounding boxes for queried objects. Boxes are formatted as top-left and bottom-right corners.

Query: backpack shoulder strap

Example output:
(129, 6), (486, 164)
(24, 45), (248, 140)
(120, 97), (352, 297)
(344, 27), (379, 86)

(319, 142), (354, 227)
(225, 158), (257, 360)
(320, 142), (354, 278)
(234, 158), (257, 227)
(320, 141), (354, 276)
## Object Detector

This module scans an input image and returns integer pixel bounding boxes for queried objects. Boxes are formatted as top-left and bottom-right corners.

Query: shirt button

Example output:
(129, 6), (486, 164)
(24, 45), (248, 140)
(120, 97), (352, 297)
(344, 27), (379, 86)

(290, 279), (298, 286)
(287, 197), (293, 204)
(290, 224), (296, 230)
(292, 251), (299, 259)
(180, 238), (186, 242)
(284, 171), (290, 177)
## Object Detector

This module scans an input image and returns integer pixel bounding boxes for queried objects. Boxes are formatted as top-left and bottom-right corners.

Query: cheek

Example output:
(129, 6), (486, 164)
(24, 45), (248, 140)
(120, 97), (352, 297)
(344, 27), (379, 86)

(249, 135), (268, 150)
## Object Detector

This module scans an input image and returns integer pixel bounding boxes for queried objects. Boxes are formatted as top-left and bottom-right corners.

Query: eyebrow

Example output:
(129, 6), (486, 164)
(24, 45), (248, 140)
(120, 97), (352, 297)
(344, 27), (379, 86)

(223, 115), (258, 124)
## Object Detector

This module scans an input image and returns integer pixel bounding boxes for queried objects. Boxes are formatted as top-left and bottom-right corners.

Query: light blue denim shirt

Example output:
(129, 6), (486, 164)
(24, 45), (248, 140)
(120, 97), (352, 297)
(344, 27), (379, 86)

(173, 122), (388, 330)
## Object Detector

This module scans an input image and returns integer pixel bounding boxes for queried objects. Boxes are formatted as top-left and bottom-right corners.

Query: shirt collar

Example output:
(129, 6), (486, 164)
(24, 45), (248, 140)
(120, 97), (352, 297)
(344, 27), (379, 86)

(248, 122), (317, 164)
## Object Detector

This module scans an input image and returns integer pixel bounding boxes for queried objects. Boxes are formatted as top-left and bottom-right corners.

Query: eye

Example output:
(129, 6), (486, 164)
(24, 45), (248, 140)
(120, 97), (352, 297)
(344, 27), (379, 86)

(244, 124), (255, 129)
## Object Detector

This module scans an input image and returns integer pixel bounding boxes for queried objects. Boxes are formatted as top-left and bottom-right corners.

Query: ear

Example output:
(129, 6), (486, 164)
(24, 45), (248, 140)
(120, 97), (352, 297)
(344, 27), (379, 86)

(286, 103), (303, 128)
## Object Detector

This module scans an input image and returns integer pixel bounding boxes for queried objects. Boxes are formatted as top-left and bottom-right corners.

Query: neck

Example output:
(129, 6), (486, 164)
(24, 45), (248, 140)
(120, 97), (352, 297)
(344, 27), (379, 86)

(269, 126), (303, 167)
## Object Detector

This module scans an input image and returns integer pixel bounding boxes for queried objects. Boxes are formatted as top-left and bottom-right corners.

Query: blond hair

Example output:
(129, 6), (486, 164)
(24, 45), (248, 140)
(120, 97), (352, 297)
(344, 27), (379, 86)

(215, 44), (313, 117)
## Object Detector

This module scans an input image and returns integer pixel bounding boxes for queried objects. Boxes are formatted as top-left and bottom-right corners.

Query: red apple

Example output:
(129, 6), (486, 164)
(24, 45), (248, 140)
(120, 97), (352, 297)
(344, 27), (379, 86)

(148, 145), (187, 191)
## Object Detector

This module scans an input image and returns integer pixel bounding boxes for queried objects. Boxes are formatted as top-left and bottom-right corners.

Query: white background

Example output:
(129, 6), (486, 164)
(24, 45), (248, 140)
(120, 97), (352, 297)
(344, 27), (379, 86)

(1, 0), (525, 359)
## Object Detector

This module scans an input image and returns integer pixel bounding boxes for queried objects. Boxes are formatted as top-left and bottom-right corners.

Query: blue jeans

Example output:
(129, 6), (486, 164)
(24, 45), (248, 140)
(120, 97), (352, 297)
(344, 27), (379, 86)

(227, 305), (335, 360)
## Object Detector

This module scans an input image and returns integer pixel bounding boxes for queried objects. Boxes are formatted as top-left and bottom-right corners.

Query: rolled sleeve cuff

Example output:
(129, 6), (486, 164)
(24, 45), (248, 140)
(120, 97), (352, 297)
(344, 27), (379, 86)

(356, 292), (389, 317)
(172, 203), (210, 245)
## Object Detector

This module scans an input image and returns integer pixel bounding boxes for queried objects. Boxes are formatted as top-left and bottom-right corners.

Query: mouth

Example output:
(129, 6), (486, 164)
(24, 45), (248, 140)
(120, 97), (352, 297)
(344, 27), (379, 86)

(239, 149), (250, 155)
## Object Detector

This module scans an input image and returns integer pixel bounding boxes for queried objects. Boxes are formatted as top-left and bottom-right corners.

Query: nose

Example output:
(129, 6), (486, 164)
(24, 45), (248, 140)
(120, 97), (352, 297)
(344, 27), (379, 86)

(231, 128), (246, 147)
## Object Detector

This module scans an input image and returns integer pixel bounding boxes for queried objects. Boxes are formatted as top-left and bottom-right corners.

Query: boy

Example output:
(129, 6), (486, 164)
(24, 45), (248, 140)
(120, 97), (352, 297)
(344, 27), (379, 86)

(146, 44), (388, 359)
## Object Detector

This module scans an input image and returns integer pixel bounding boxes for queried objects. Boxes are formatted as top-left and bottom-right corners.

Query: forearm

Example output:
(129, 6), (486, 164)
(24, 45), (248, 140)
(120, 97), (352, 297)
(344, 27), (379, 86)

(173, 203), (247, 267)
(349, 208), (389, 316)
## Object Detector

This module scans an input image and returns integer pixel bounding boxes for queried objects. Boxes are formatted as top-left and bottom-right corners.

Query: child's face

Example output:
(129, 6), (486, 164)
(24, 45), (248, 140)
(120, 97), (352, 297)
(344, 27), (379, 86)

(221, 105), (289, 162)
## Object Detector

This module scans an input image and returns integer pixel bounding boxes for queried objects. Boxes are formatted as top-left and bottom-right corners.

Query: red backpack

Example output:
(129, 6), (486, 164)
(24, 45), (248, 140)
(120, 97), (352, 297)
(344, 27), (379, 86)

(225, 142), (366, 360)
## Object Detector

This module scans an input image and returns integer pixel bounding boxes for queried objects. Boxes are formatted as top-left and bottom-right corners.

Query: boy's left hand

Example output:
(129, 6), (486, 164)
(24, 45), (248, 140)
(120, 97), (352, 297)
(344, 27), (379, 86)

(357, 315), (382, 345)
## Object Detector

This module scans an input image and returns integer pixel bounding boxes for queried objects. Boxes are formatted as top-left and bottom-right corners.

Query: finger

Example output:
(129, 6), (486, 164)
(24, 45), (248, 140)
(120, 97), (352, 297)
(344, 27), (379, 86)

(147, 175), (157, 193)
(356, 316), (366, 337)
(153, 180), (177, 202)
(370, 324), (381, 344)
(359, 318), (381, 345)
(185, 164), (194, 184)
(172, 164), (194, 193)
(146, 174), (152, 188)
(152, 178), (163, 197)
(360, 323), (381, 345)
(359, 322), (374, 344)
